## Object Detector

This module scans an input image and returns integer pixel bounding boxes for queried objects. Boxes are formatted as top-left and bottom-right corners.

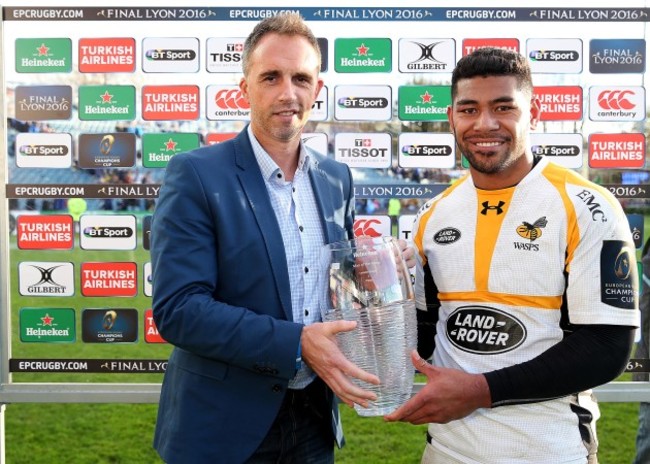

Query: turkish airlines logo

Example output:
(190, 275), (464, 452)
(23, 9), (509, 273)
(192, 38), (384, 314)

(534, 86), (582, 121)
(589, 86), (644, 121)
(81, 262), (137, 297)
(462, 38), (519, 56)
(207, 86), (250, 120)
(589, 133), (645, 168)
(17, 215), (74, 249)
(354, 216), (391, 237)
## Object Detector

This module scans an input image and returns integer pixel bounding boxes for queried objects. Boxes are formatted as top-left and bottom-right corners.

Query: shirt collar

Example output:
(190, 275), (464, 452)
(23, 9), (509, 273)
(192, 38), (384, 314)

(247, 125), (311, 182)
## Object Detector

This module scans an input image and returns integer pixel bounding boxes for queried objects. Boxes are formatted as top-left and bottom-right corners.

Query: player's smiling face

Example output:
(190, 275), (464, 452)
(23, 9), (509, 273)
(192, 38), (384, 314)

(448, 75), (540, 189)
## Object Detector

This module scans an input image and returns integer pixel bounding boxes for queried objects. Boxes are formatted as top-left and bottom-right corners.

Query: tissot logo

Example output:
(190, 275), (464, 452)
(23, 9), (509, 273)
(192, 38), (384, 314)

(81, 262), (138, 297)
(462, 38), (519, 56)
(142, 37), (200, 72)
(78, 37), (135, 73)
(590, 39), (645, 73)
(80, 215), (137, 250)
(353, 216), (391, 237)
(206, 37), (244, 73)
(398, 215), (416, 243)
(82, 308), (138, 343)
(334, 132), (392, 168)
(480, 201), (505, 215)
(20, 308), (76, 342)
(207, 86), (250, 120)
(334, 85), (392, 121)
(78, 85), (135, 121)
(526, 38), (582, 73)
(15, 85), (72, 120)
(398, 132), (455, 169)
(16, 133), (72, 168)
(78, 133), (136, 169)
(398, 39), (455, 72)
(17, 215), (73, 249)
(142, 85), (199, 120)
(588, 133), (645, 169)
(16, 38), (71, 73)
(398, 85), (450, 121)
(534, 86), (582, 121)
(589, 86), (644, 122)
(19, 261), (75, 296)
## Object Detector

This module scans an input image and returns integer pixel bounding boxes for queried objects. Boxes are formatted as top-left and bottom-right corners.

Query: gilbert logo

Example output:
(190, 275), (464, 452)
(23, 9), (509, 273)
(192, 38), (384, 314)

(142, 37), (200, 73)
(589, 133), (645, 169)
(462, 38), (519, 56)
(398, 86), (450, 121)
(16, 38), (71, 73)
(78, 38), (135, 73)
(398, 38), (455, 73)
(16, 132), (72, 168)
(334, 85), (392, 121)
(206, 85), (250, 120)
(206, 37), (244, 73)
(78, 85), (136, 120)
(81, 262), (137, 297)
(19, 261), (75, 296)
(144, 309), (166, 343)
(354, 216), (391, 237)
(335, 132), (392, 168)
(534, 86), (582, 121)
(142, 85), (199, 120)
(142, 133), (200, 168)
(15, 85), (72, 120)
(334, 38), (392, 73)
(80, 214), (137, 250)
(589, 86), (644, 122)
(398, 132), (455, 169)
(17, 215), (73, 249)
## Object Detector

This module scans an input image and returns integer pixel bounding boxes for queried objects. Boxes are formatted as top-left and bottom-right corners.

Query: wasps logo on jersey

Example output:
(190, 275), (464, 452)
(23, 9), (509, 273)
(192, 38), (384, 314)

(516, 216), (548, 242)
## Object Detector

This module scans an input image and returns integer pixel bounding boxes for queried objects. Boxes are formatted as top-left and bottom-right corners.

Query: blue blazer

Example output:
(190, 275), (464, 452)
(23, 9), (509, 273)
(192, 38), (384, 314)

(151, 128), (355, 463)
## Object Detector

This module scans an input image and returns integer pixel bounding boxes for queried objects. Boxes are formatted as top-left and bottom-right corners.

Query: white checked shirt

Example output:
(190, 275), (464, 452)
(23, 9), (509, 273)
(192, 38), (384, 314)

(248, 126), (325, 389)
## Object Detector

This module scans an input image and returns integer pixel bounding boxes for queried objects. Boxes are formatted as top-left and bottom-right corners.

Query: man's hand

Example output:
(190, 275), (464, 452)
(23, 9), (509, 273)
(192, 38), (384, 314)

(301, 321), (380, 408)
(384, 351), (491, 425)
(397, 238), (416, 269)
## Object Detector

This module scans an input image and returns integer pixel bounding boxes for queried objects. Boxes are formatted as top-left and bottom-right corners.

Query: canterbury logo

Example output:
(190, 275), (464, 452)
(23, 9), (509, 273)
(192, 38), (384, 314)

(214, 89), (249, 110)
(353, 219), (383, 237)
(516, 217), (548, 242)
(480, 201), (505, 215)
(597, 90), (635, 110)
(410, 41), (444, 64)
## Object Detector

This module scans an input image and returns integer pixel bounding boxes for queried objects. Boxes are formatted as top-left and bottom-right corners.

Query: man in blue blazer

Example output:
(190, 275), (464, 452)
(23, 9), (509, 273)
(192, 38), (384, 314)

(151, 13), (403, 464)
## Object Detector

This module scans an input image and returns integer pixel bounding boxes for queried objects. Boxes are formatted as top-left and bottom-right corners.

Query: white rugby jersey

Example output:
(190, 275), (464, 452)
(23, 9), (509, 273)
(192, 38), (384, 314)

(412, 156), (639, 463)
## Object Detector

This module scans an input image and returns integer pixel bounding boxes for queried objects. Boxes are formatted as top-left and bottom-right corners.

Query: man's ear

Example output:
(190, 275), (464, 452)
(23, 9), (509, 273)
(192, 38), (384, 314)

(239, 77), (249, 102)
(447, 105), (454, 132)
(530, 96), (541, 130)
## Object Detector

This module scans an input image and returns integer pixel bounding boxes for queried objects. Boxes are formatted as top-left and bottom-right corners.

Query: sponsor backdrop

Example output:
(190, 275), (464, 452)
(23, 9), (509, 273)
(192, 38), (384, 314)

(3, 5), (650, 385)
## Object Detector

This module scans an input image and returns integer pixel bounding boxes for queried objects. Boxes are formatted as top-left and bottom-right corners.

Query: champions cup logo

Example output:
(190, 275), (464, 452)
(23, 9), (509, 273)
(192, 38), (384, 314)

(103, 310), (117, 330)
(614, 248), (632, 280)
(81, 262), (138, 297)
(462, 38), (519, 56)
(100, 134), (114, 155)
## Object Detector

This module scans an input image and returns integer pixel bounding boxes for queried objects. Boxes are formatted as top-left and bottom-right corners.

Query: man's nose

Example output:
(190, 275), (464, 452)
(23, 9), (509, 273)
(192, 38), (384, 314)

(474, 111), (499, 130)
(278, 78), (297, 100)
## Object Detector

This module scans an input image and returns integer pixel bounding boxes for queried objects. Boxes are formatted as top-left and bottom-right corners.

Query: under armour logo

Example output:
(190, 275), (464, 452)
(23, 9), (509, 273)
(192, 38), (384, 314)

(480, 201), (505, 215)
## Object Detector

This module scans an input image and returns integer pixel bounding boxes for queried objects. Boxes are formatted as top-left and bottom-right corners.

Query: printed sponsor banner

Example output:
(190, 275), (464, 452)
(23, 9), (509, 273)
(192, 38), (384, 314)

(398, 85), (450, 121)
(627, 213), (644, 249)
(334, 85), (392, 121)
(398, 132), (455, 168)
(334, 38), (392, 73)
(79, 214), (137, 250)
(398, 38), (455, 73)
(526, 38), (583, 73)
(81, 308), (138, 343)
(15, 132), (72, 168)
(354, 183), (445, 199)
(334, 132), (392, 168)
(589, 38), (646, 73)
(301, 132), (328, 157)
(142, 132), (200, 168)
(17, 214), (74, 249)
(77, 132), (136, 168)
(78, 85), (136, 120)
(10, 358), (168, 373)
(15, 37), (71, 73)
(398, 214), (416, 243)
(6, 184), (162, 199)
(15, 85), (72, 120)
(588, 133), (645, 168)
(206, 85), (250, 120)
(530, 133), (583, 169)
(353, 215), (391, 237)
(143, 262), (152, 297)
(588, 86), (645, 121)
(142, 216), (152, 251)
(78, 37), (136, 72)
(206, 37), (243, 73)
(600, 240), (637, 309)
(144, 309), (165, 343)
(206, 133), (237, 145)
(461, 38), (519, 55)
(142, 85), (200, 120)
(80, 262), (138, 297)
(309, 85), (328, 121)
(534, 85), (582, 121)
(317, 37), (328, 72)
(142, 37), (200, 73)
(20, 308), (76, 343)
(19, 261), (75, 297)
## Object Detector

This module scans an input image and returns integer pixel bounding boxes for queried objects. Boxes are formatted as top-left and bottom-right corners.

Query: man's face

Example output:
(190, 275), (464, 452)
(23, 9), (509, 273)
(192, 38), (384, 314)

(448, 75), (540, 178)
(240, 33), (323, 145)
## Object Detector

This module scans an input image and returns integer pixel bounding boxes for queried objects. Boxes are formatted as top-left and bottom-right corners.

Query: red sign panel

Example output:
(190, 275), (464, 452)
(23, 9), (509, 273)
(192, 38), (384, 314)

(17, 215), (74, 249)
(144, 309), (166, 343)
(142, 85), (199, 120)
(534, 86), (583, 121)
(81, 262), (138, 297)
(461, 38), (520, 56)
(78, 38), (136, 73)
(588, 133), (646, 168)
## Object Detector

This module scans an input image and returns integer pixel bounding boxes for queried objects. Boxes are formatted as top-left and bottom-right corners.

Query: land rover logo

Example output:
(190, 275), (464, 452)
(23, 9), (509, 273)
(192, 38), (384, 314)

(446, 306), (526, 354)
(433, 227), (460, 245)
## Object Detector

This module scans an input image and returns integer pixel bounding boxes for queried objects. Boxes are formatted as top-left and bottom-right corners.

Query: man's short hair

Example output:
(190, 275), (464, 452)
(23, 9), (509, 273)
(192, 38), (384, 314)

(242, 13), (321, 76)
(451, 47), (533, 101)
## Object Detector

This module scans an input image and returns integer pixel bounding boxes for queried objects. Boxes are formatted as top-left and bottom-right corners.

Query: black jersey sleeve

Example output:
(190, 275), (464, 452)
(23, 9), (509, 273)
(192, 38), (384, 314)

(417, 263), (439, 360)
(484, 324), (635, 407)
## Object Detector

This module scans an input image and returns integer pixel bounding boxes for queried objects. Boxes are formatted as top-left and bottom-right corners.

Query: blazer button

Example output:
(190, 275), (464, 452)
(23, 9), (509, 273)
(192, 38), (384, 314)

(272, 384), (283, 393)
